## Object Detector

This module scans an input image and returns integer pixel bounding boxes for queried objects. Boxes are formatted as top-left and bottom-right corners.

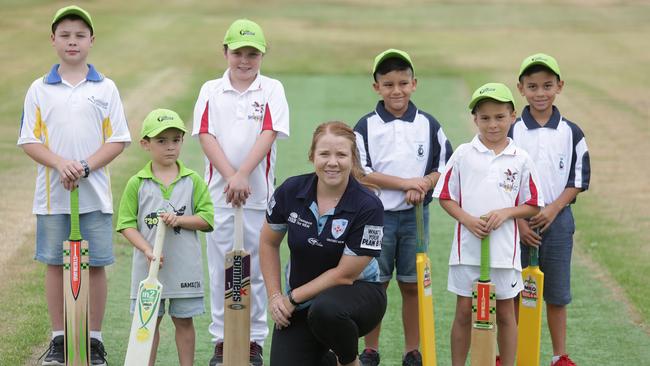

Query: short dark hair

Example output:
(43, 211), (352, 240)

(52, 14), (93, 36)
(471, 99), (515, 115)
(373, 57), (413, 81)
(519, 64), (560, 82)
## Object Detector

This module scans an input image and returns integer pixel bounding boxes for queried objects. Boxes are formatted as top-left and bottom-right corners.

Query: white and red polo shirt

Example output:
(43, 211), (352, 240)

(433, 135), (544, 270)
(192, 70), (290, 210)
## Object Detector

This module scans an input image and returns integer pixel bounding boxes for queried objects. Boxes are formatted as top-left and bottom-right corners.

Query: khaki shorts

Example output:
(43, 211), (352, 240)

(448, 265), (523, 300)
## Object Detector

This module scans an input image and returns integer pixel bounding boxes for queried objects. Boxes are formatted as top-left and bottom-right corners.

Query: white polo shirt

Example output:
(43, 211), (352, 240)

(192, 70), (290, 210)
(17, 64), (131, 215)
(354, 101), (452, 211)
(509, 106), (590, 204)
(433, 136), (544, 270)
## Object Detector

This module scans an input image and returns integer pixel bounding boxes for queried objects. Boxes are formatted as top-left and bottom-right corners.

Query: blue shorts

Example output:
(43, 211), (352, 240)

(35, 211), (114, 266)
(378, 206), (429, 283)
(130, 297), (205, 319)
(521, 206), (575, 305)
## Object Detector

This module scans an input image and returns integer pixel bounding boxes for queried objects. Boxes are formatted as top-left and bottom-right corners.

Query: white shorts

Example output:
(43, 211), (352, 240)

(448, 265), (523, 300)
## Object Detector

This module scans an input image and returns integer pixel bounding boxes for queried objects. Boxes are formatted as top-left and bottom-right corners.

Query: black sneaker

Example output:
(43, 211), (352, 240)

(402, 349), (422, 366)
(209, 342), (223, 366)
(90, 338), (108, 366)
(39, 335), (64, 366)
(359, 348), (380, 366)
(249, 342), (263, 366)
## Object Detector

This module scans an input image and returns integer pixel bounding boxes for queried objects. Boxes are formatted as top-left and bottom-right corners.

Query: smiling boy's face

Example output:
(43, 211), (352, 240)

(373, 69), (417, 118)
(473, 100), (516, 150)
(51, 19), (94, 67)
(517, 70), (564, 116)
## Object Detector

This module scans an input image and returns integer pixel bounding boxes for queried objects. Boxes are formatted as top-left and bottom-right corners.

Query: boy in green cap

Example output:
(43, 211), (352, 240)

(433, 83), (544, 366)
(355, 49), (452, 366)
(117, 109), (214, 366)
(19, 5), (131, 365)
(511, 53), (591, 366)
(192, 18), (290, 366)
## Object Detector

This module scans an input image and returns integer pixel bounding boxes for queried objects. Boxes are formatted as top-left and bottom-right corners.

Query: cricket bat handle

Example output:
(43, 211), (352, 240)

(148, 222), (167, 279)
(234, 206), (244, 251)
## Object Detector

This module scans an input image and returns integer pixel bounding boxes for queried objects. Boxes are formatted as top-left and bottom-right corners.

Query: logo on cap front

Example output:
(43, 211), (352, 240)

(531, 56), (548, 62)
(479, 87), (496, 95)
(157, 115), (174, 122)
(239, 29), (255, 36)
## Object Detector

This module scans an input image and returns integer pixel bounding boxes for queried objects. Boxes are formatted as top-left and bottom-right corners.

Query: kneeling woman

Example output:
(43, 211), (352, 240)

(260, 121), (387, 366)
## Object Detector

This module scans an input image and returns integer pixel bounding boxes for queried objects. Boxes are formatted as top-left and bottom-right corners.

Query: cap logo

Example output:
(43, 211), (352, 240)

(531, 56), (548, 62)
(157, 115), (174, 122)
(479, 87), (496, 95)
(239, 29), (255, 36)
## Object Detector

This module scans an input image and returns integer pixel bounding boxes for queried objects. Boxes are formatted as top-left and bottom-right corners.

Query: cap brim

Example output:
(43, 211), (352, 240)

(144, 125), (187, 138)
(226, 41), (266, 53)
(468, 96), (513, 111)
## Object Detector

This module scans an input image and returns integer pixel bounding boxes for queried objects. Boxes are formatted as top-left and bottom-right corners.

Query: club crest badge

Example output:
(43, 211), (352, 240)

(415, 142), (426, 161)
(498, 168), (519, 193)
(331, 219), (349, 239)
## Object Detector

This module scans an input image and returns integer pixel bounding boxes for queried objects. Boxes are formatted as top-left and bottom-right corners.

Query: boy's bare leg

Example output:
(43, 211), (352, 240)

(45, 265), (64, 331)
(362, 281), (389, 350)
(398, 281), (420, 352)
(172, 317), (195, 366)
(149, 317), (163, 366)
(451, 296), (472, 366)
(89, 267), (107, 331)
(547, 303), (567, 356)
(496, 299), (518, 366)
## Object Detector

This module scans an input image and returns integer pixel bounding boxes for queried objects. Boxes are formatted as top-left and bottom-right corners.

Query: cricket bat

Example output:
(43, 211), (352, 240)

(470, 222), (496, 366)
(415, 203), (437, 365)
(223, 206), (251, 366)
(124, 217), (167, 366)
(516, 246), (544, 366)
(63, 188), (90, 366)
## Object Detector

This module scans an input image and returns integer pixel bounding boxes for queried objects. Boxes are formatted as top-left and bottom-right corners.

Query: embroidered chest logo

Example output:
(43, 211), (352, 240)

(416, 143), (425, 160)
(331, 219), (349, 239)
(87, 96), (108, 110)
(498, 168), (520, 193)
(559, 156), (565, 170)
(248, 101), (266, 123)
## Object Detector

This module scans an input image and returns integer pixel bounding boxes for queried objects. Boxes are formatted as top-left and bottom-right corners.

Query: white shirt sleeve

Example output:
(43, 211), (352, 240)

(433, 145), (462, 202)
(17, 82), (41, 146)
(192, 82), (214, 137)
(105, 81), (131, 145)
(264, 80), (290, 139)
(518, 153), (545, 207)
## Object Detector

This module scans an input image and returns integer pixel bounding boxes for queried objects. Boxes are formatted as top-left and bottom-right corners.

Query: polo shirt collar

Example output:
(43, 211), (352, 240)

(520, 105), (561, 129)
(136, 160), (193, 182)
(375, 100), (417, 123)
(295, 173), (362, 213)
(470, 135), (517, 156)
(221, 69), (262, 93)
(44, 64), (103, 85)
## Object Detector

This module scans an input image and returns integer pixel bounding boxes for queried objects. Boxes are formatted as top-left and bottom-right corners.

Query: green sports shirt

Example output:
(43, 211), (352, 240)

(116, 160), (214, 299)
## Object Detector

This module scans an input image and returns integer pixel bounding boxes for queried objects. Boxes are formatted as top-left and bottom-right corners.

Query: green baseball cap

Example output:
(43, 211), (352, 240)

(519, 53), (561, 79)
(52, 5), (94, 34)
(372, 48), (414, 75)
(223, 19), (266, 53)
(141, 109), (187, 139)
(468, 82), (515, 111)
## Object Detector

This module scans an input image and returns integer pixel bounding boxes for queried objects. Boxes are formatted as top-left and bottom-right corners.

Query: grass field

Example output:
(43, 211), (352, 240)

(1, 1), (648, 365)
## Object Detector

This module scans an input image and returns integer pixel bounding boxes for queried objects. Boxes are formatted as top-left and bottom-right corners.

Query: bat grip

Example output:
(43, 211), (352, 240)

(69, 188), (81, 241)
(480, 235), (490, 281)
(149, 222), (166, 278)
(529, 246), (539, 267)
(234, 206), (244, 251)
(415, 203), (426, 253)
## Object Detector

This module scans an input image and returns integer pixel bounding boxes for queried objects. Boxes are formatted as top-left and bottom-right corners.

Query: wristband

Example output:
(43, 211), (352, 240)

(80, 160), (90, 178)
(288, 290), (301, 306)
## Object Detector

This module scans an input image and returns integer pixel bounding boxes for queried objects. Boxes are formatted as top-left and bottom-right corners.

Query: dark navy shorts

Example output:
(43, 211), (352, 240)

(521, 206), (575, 305)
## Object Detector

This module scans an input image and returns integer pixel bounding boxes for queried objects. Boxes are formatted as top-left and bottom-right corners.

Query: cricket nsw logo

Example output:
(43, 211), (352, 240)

(331, 219), (349, 239)
(498, 168), (519, 193)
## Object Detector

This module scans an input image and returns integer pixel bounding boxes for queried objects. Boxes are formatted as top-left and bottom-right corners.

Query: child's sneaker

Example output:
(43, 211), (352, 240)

(209, 342), (223, 366)
(552, 354), (577, 366)
(39, 335), (64, 365)
(90, 338), (107, 366)
(496, 356), (502, 366)
(359, 348), (380, 366)
(250, 342), (263, 366)
(402, 349), (422, 366)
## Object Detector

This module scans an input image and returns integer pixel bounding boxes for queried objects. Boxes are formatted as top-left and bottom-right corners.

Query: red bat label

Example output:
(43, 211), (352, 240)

(476, 283), (490, 322)
(70, 241), (81, 300)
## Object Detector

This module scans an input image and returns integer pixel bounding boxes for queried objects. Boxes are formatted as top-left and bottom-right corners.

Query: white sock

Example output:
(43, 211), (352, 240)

(52, 330), (64, 338)
(552, 355), (561, 364)
(90, 331), (102, 342)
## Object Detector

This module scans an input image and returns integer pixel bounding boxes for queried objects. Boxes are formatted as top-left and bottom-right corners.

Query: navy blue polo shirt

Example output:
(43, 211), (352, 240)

(266, 173), (384, 290)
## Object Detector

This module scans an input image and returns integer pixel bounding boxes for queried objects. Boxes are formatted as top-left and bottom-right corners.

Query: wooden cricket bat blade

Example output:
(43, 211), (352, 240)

(124, 223), (167, 366)
(223, 207), (251, 366)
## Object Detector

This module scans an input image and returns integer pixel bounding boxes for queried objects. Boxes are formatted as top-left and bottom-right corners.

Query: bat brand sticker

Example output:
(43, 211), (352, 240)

(331, 219), (348, 239)
(521, 275), (538, 308)
(360, 225), (383, 250)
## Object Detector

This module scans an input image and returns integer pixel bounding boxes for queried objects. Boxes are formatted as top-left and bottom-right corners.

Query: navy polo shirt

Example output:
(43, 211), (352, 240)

(266, 173), (384, 290)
